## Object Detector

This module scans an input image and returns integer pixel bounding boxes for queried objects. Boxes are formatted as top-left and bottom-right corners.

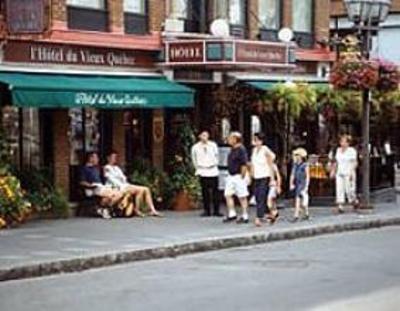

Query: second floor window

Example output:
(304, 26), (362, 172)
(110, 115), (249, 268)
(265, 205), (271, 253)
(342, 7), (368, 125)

(259, 0), (280, 30)
(124, 0), (147, 34)
(124, 0), (146, 14)
(67, 0), (105, 9)
(292, 0), (313, 33)
(214, 0), (244, 26)
(229, 0), (245, 26)
(170, 0), (188, 19)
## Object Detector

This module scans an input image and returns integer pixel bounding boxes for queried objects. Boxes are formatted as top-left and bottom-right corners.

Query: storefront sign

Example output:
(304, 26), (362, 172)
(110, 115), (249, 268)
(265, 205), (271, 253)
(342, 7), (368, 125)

(235, 42), (287, 64)
(75, 93), (148, 107)
(164, 39), (293, 68)
(168, 42), (204, 63)
(3, 41), (155, 68)
(6, 0), (45, 34)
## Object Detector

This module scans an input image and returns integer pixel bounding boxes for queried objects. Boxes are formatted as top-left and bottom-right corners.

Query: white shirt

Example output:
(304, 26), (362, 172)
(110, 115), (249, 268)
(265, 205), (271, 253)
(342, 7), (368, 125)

(335, 147), (358, 176)
(191, 141), (219, 177)
(251, 145), (276, 179)
(104, 164), (128, 189)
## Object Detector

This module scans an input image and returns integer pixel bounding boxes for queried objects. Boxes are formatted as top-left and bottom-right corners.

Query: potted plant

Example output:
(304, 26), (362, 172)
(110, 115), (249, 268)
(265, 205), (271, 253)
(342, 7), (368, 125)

(169, 122), (201, 211)
(129, 158), (171, 211)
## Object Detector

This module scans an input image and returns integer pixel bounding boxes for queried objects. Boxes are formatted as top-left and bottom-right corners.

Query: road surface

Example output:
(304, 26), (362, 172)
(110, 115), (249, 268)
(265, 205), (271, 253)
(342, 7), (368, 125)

(1, 227), (400, 311)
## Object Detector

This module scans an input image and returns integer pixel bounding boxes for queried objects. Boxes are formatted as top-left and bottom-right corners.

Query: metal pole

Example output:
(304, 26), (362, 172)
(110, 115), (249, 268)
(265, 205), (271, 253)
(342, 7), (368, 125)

(360, 26), (371, 208)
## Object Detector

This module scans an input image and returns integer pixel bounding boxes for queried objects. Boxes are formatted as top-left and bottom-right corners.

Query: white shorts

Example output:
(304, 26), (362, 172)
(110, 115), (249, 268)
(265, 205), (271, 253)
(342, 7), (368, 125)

(224, 174), (249, 198)
(268, 186), (277, 200)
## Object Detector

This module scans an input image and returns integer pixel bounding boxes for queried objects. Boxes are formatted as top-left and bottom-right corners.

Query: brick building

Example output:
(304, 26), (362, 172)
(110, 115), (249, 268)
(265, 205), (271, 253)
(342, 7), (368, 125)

(0, 0), (335, 201)
(0, 0), (193, 200)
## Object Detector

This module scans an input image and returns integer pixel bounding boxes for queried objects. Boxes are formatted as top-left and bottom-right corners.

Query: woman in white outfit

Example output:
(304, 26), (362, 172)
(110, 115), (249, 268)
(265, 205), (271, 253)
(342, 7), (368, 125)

(330, 135), (360, 213)
(104, 151), (162, 217)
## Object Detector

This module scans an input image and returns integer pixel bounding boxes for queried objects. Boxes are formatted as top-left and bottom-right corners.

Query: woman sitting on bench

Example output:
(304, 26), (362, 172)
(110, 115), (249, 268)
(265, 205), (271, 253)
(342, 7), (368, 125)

(80, 152), (125, 219)
(104, 151), (163, 217)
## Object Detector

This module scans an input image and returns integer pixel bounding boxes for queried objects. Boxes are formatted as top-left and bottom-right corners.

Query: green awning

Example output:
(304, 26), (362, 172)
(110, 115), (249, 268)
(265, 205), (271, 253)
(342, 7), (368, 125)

(245, 81), (276, 90)
(0, 73), (194, 109)
(245, 80), (329, 91)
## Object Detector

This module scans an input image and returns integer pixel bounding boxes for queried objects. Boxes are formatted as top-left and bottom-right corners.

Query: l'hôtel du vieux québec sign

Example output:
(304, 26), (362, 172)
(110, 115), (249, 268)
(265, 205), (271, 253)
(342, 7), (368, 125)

(3, 41), (155, 68)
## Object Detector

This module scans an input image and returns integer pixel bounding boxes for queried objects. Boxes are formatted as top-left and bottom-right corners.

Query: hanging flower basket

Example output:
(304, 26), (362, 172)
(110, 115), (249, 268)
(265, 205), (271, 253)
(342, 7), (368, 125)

(376, 59), (400, 91)
(330, 60), (379, 91)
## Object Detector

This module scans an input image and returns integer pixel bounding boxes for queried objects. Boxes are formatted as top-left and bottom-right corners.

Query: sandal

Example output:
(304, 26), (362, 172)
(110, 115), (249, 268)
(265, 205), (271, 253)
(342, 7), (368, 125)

(149, 211), (163, 217)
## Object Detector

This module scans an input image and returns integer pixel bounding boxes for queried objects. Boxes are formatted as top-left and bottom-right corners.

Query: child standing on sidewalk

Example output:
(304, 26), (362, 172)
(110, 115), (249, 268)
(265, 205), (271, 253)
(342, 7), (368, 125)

(290, 148), (310, 222)
(267, 162), (282, 224)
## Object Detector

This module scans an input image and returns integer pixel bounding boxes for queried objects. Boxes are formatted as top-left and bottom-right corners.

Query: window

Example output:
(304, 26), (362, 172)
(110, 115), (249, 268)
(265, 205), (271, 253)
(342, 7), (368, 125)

(124, 0), (147, 34)
(213, 0), (244, 25)
(292, 0), (313, 33)
(251, 115), (262, 137)
(124, 0), (145, 14)
(229, 0), (244, 25)
(214, 0), (229, 19)
(170, 0), (188, 19)
(67, 0), (108, 31)
(67, 0), (105, 9)
(258, 0), (280, 29)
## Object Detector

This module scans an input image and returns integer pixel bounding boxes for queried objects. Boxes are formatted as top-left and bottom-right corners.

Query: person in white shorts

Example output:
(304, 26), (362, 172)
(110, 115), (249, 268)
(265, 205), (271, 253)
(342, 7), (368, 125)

(330, 135), (360, 213)
(223, 132), (250, 224)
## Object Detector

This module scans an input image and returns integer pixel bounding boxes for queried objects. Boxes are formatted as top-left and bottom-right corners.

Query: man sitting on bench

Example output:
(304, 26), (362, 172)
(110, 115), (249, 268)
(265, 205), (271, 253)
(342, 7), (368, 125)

(80, 152), (124, 219)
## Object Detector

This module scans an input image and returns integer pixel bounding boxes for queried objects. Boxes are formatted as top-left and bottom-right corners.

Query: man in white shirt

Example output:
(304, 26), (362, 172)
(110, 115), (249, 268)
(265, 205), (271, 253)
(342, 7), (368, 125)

(191, 131), (221, 217)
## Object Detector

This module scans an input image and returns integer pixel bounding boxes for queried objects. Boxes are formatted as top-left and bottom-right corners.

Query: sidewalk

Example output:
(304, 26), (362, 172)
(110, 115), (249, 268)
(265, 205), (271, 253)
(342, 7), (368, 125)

(0, 200), (399, 282)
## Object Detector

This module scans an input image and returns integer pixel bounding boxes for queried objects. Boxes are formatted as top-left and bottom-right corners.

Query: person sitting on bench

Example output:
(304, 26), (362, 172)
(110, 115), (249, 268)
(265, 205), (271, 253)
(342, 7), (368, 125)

(80, 152), (125, 219)
(104, 151), (163, 217)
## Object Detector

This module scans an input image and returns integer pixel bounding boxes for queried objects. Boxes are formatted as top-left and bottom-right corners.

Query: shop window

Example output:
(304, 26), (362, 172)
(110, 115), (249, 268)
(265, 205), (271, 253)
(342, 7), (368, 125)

(68, 108), (100, 166)
(221, 118), (231, 143)
(67, 0), (108, 32)
(258, 0), (281, 42)
(1, 107), (41, 169)
(124, 0), (148, 34)
(1, 106), (20, 167)
(251, 115), (261, 137)
(292, 0), (314, 48)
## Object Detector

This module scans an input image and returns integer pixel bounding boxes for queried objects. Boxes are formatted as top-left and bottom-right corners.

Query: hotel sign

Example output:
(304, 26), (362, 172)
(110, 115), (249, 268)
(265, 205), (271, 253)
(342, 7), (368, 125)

(164, 39), (295, 68)
(6, 0), (45, 34)
(3, 41), (155, 68)
(168, 42), (204, 63)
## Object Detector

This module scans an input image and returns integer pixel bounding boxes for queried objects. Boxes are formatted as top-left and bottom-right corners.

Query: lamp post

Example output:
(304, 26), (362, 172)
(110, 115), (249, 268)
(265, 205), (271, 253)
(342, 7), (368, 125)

(343, 0), (392, 208)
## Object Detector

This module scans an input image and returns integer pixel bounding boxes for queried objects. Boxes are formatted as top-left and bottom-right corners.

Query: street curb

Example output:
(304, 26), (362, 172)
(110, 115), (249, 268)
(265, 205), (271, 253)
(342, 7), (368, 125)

(1, 216), (400, 283)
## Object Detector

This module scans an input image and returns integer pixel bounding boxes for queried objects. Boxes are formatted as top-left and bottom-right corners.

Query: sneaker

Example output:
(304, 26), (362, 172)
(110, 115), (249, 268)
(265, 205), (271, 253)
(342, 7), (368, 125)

(289, 217), (299, 223)
(223, 216), (237, 223)
(302, 214), (310, 221)
(99, 208), (112, 219)
(236, 217), (249, 224)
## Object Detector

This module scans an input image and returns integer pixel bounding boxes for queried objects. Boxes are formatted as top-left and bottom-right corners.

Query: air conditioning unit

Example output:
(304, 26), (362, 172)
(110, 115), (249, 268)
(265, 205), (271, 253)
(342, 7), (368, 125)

(164, 18), (185, 33)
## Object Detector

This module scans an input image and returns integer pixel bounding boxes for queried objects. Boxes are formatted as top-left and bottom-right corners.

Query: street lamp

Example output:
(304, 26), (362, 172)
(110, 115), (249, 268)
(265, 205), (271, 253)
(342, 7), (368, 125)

(344, 0), (392, 208)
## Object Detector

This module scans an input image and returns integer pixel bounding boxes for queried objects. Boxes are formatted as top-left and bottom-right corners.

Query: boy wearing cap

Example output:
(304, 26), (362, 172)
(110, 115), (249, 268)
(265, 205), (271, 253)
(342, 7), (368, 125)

(224, 132), (250, 224)
(289, 148), (310, 222)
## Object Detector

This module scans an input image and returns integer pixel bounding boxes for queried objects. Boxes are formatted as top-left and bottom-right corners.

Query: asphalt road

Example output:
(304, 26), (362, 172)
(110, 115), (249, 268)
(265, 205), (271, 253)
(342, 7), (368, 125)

(1, 227), (400, 311)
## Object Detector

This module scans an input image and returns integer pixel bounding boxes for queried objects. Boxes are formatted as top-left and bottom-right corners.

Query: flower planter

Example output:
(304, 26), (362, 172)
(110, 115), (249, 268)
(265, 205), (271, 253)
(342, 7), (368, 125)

(170, 191), (197, 211)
